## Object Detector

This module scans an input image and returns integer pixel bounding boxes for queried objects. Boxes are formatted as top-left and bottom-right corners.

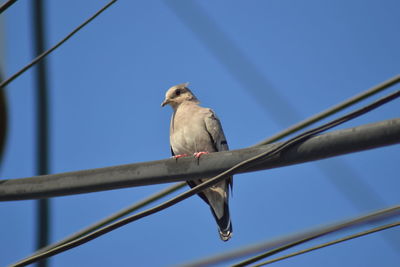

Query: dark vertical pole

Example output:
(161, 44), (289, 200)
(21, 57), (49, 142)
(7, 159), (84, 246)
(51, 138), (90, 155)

(0, 74), (7, 164)
(32, 1), (50, 267)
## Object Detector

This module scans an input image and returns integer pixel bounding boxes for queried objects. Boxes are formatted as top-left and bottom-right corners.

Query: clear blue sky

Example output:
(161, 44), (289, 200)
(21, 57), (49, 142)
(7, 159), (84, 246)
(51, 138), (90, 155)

(1, 0), (399, 266)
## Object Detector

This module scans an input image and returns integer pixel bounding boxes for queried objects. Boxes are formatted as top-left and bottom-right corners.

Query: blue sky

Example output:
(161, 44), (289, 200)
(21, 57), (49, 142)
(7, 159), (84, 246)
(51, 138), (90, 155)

(1, 0), (399, 266)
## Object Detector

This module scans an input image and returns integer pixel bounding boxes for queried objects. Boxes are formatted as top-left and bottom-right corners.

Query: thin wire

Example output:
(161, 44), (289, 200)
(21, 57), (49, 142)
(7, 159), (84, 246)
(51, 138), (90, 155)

(0, 0), (117, 89)
(233, 216), (398, 267)
(249, 222), (400, 267)
(183, 207), (400, 267)
(0, 0), (18, 14)
(22, 182), (186, 262)
(253, 74), (400, 146)
(11, 90), (400, 267)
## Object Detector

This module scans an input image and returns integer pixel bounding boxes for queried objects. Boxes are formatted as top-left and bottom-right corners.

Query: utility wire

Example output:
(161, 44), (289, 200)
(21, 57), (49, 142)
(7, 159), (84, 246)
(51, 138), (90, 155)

(247, 221), (400, 267)
(254, 74), (400, 146)
(234, 218), (399, 267)
(0, 0), (117, 89)
(1, 117), (399, 201)
(182, 207), (400, 267)
(11, 90), (400, 266)
(21, 182), (186, 264)
(0, 0), (18, 14)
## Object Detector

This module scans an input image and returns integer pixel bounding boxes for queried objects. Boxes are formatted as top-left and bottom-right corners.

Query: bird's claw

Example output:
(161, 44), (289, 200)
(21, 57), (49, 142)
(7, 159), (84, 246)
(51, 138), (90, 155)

(172, 154), (189, 161)
(193, 151), (209, 158)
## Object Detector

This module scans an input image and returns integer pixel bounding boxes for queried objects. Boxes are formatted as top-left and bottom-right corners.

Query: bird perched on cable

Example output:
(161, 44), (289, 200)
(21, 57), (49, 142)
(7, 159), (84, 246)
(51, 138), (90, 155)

(161, 83), (233, 241)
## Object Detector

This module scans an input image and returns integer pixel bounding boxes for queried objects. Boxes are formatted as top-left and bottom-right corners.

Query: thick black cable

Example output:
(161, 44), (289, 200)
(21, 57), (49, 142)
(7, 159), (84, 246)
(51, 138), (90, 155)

(11, 90), (400, 266)
(0, 0), (117, 89)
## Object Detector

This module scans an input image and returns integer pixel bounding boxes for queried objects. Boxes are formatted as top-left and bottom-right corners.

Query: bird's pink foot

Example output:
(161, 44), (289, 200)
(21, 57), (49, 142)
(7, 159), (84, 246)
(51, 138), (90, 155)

(193, 151), (209, 158)
(172, 154), (188, 159)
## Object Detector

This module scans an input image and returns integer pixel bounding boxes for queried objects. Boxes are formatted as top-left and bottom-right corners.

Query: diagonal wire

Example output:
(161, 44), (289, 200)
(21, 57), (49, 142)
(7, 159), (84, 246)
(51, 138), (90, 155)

(234, 216), (399, 267)
(181, 207), (400, 267)
(11, 90), (400, 267)
(21, 182), (186, 263)
(247, 221), (400, 267)
(254, 74), (400, 146)
(164, 0), (400, 252)
(0, 0), (18, 14)
(0, 0), (117, 89)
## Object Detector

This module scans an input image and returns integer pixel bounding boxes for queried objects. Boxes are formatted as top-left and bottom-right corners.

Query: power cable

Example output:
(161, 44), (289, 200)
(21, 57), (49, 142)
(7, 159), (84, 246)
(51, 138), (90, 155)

(1, 117), (399, 201)
(247, 222), (400, 267)
(0, 0), (117, 89)
(0, 0), (18, 14)
(181, 207), (400, 267)
(254, 74), (400, 146)
(21, 182), (185, 264)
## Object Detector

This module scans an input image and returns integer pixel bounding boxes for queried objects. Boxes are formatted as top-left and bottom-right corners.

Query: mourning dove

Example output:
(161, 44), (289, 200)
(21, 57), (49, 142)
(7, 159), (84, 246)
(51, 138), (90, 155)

(161, 83), (233, 241)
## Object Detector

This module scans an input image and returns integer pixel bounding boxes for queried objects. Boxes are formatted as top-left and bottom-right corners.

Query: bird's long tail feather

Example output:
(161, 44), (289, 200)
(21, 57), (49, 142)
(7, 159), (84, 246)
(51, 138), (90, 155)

(210, 201), (233, 241)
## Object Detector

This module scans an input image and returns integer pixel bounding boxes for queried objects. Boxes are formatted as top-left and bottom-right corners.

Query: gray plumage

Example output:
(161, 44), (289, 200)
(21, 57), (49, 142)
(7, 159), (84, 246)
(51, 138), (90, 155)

(161, 83), (233, 241)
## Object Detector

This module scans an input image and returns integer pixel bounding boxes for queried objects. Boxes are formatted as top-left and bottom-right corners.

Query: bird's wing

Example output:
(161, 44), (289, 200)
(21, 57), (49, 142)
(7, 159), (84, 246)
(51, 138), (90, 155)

(204, 108), (229, 152)
(204, 108), (233, 191)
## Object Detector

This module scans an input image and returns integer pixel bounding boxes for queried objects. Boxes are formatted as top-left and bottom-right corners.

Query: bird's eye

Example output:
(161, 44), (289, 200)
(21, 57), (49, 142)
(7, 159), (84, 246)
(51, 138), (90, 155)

(175, 89), (181, 96)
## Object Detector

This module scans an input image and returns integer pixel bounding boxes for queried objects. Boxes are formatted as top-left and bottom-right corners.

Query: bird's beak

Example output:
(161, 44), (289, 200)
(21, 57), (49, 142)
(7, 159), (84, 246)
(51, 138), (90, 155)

(161, 99), (169, 107)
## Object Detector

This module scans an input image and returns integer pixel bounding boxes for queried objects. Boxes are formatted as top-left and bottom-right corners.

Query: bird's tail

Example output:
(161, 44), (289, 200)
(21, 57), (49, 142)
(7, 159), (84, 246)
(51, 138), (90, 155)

(210, 201), (233, 241)
(188, 179), (233, 241)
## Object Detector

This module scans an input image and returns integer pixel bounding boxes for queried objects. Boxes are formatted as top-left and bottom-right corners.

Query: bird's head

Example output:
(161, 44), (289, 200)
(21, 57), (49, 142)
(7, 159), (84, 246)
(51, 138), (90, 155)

(161, 83), (199, 109)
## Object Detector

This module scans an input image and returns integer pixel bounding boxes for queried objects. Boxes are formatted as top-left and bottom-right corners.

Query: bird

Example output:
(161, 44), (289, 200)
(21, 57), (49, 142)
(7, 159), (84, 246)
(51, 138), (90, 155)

(161, 83), (233, 241)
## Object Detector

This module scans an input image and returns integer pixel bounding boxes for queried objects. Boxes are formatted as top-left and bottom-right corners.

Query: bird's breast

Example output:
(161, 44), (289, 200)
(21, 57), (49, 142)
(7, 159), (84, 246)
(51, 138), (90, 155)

(170, 114), (214, 155)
